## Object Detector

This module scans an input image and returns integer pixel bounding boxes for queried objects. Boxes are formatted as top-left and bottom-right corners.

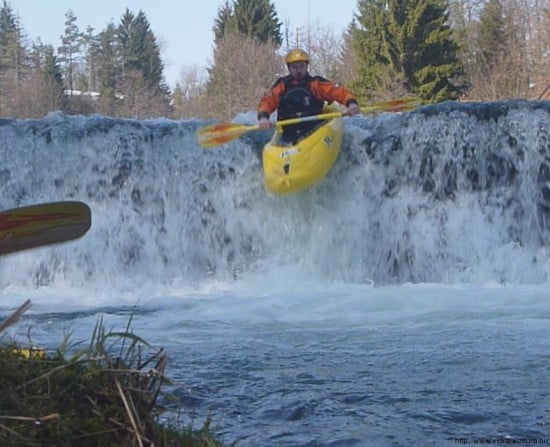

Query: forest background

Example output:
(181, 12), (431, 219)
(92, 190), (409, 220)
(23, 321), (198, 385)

(0, 0), (548, 121)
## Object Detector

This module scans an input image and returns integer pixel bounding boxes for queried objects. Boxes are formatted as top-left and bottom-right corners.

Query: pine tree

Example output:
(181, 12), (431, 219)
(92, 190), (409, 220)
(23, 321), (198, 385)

(118, 9), (141, 78)
(353, 0), (464, 103)
(351, 0), (395, 102)
(18, 41), (64, 117)
(405, 0), (465, 102)
(96, 23), (120, 93)
(213, 1), (235, 44)
(0, 1), (27, 79)
(41, 45), (65, 110)
(81, 25), (100, 92)
(57, 9), (82, 93)
(206, 0), (283, 117)
(137, 11), (164, 90)
(232, 0), (282, 46)
(0, 0), (28, 113)
(213, 0), (282, 47)
(117, 9), (168, 92)
(465, 0), (527, 100)
(116, 9), (170, 117)
(95, 22), (121, 115)
(478, 0), (507, 66)
(337, 21), (360, 87)
(171, 83), (185, 117)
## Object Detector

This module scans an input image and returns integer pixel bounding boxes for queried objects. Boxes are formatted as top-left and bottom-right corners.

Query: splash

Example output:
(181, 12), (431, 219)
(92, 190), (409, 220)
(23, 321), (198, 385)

(1, 101), (549, 289)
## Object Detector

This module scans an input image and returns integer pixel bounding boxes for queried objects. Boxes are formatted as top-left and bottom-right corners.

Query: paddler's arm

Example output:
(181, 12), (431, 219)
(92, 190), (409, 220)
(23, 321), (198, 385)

(310, 78), (361, 116)
(257, 79), (285, 130)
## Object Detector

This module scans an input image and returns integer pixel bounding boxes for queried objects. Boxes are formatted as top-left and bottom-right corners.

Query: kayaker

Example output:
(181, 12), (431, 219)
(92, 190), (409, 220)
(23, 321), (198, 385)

(257, 48), (360, 143)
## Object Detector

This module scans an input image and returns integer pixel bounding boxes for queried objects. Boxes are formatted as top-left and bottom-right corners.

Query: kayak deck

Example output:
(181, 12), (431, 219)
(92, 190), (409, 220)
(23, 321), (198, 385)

(262, 109), (343, 194)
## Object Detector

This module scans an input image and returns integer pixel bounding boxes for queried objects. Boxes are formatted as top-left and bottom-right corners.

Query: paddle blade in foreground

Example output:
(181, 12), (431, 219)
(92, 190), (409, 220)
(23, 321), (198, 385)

(0, 201), (91, 255)
(196, 123), (258, 148)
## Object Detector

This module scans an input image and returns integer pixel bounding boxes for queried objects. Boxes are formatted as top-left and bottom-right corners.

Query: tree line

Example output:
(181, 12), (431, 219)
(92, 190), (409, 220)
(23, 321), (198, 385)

(0, 2), (171, 119)
(0, 0), (548, 120)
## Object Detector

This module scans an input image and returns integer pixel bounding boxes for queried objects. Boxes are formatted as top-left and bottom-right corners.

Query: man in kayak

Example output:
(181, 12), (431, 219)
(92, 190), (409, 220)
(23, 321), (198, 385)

(257, 48), (360, 143)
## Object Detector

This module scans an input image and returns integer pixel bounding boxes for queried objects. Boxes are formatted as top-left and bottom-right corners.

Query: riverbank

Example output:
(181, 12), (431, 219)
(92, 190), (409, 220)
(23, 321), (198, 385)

(0, 300), (229, 447)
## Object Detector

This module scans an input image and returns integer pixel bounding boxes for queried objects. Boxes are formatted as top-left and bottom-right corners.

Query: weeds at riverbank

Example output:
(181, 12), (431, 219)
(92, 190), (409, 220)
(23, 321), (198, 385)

(0, 300), (229, 447)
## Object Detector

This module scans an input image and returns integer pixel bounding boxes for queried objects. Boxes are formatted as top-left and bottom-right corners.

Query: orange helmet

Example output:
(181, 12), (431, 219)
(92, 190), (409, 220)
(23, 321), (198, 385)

(285, 48), (309, 65)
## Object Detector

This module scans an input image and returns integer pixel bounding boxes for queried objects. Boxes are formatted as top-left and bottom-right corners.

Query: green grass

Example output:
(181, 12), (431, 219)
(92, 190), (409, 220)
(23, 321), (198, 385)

(0, 302), (231, 447)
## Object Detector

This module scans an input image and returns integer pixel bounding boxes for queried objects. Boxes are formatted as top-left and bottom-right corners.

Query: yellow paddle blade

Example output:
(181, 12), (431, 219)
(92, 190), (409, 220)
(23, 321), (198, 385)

(0, 201), (91, 255)
(363, 97), (422, 113)
(196, 122), (258, 148)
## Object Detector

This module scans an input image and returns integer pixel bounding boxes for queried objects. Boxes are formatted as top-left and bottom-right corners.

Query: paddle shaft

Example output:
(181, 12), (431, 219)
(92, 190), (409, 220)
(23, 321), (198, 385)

(197, 96), (422, 147)
(274, 112), (342, 128)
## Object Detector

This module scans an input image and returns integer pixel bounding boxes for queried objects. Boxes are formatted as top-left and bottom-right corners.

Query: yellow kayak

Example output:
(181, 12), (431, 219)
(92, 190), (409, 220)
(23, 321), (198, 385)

(262, 108), (343, 194)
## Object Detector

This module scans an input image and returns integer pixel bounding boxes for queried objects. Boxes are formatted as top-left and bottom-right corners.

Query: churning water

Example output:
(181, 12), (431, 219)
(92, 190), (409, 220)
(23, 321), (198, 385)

(1, 101), (550, 445)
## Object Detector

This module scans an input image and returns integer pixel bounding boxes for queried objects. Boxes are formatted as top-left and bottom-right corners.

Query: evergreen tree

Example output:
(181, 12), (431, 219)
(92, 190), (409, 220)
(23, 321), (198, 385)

(116, 9), (170, 117)
(137, 12), (165, 89)
(57, 10), (82, 92)
(0, 1), (27, 80)
(117, 9), (168, 92)
(478, 0), (507, 66)
(96, 23), (120, 90)
(405, 0), (465, 102)
(207, 0), (282, 115)
(213, 1), (235, 44)
(41, 46), (63, 86)
(0, 0), (28, 113)
(351, 0), (395, 102)
(96, 22), (121, 114)
(213, 0), (282, 47)
(337, 21), (360, 87)
(466, 0), (526, 100)
(81, 25), (100, 91)
(41, 45), (65, 109)
(171, 83), (185, 116)
(20, 41), (64, 117)
(232, 0), (282, 46)
(117, 9), (139, 78)
(353, 0), (464, 103)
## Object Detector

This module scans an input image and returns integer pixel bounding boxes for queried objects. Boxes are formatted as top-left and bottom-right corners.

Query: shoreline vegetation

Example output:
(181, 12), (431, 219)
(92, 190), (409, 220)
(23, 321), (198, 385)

(0, 299), (229, 447)
(1, 1), (549, 123)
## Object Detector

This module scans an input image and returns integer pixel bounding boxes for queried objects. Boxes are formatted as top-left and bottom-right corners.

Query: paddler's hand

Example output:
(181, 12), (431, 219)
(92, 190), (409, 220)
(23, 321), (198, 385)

(347, 103), (361, 116)
(258, 117), (271, 130)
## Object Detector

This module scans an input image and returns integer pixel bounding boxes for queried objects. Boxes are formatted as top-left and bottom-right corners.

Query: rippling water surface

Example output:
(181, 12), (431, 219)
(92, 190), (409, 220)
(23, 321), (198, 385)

(2, 102), (550, 445)
(4, 281), (549, 446)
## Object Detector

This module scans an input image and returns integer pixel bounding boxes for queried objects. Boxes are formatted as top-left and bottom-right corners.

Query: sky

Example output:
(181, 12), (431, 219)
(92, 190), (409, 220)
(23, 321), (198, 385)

(12, 0), (359, 89)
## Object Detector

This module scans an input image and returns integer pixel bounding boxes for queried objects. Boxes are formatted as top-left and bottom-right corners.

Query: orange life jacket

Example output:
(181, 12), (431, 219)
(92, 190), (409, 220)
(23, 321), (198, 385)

(276, 75), (325, 120)
(257, 74), (356, 120)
